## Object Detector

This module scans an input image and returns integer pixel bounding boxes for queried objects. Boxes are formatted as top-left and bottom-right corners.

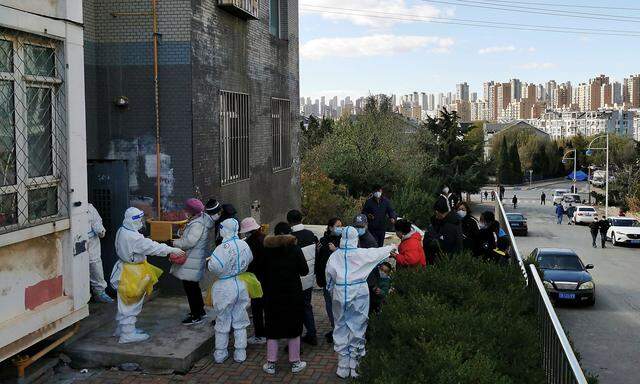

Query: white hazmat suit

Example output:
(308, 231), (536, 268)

(110, 207), (183, 343)
(325, 226), (395, 378)
(87, 203), (112, 303)
(207, 218), (253, 363)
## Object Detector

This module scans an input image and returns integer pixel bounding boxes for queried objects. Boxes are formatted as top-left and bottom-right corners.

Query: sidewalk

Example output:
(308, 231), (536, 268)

(59, 290), (341, 384)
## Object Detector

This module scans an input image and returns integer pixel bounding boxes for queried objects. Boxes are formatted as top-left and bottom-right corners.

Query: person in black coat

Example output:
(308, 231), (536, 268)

(456, 202), (480, 254)
(361, 185), (397, 246)
(598, 218), (610, 248)
(589, 217), (600, 248)
(240, 218), (267, 345)
(430, 198), (463, 256)
(315, 218), (342, 343)
(477, 211), (498, 260)
(262, 222), (309, 374)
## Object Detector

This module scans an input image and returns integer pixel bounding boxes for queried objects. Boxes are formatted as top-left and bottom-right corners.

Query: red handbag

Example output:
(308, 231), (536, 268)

(169, 253), (187, 265)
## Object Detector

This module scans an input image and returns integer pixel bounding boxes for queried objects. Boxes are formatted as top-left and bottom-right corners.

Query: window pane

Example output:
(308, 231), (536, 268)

(27, 87), (53, 177)
(24, 45), (55, 77)
(269, 0), (280, 37)
(0, 40), (12, 72)
(28, 186), (57, 220)
(0, 193), (18, 227)
(0, 81), (16, 186)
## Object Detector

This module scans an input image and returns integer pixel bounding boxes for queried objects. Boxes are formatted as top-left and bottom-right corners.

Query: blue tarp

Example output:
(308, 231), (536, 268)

(566, 170), (588, 181)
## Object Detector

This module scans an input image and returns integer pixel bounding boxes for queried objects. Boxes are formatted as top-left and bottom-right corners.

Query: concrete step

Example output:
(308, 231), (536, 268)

(63, 296), (213, 373)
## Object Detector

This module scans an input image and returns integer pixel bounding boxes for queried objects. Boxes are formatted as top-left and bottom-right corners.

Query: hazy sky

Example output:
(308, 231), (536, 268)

(299, 0), (640, 100)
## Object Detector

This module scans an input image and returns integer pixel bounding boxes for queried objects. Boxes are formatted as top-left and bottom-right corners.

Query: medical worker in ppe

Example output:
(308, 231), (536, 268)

(325, 226), (395, 379)
(87, 203), (113, 303)
(110, 207), (185, 344)
(207, 218), (253, 364)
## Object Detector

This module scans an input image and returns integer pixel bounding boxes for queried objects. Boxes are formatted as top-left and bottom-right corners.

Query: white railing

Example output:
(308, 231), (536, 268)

(494, 194), (588, 384)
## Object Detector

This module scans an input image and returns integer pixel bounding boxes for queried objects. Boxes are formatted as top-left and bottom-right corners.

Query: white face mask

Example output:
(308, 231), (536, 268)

(210, 213), (221, 221)
(479, 222), (487, 229)
(443, 187), (450, 194)
(457, 210), (467, 219)
(374, 191), (382, 199)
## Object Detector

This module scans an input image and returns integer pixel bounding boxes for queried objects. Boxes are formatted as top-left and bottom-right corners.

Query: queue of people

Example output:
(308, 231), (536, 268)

(86, 183), (507, 378)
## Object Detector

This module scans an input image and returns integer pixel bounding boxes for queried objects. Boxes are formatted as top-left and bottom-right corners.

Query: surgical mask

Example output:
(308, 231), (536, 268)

(332, 226), (343, 236)
(374, 191), (382, 199)
(479, 222), (487, 229)
(357, 228), (366, 236)
(457, 210), (467, 219)
(443, 187), (450, 194)
(210, 213), (221, 221)
(379, 271), (389, 279)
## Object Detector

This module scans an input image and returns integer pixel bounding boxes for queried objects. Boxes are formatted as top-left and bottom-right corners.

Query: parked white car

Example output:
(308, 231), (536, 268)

(572, 206), (597, 224)
(552, 189), (569, 205)
(606, 217), (640, 246)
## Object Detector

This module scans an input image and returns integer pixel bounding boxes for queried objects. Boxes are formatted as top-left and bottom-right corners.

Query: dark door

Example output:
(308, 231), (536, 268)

(87, 160), (129, 295)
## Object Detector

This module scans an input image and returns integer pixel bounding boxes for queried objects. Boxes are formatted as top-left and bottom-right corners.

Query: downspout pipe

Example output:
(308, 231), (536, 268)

(152, 0), (161, 218)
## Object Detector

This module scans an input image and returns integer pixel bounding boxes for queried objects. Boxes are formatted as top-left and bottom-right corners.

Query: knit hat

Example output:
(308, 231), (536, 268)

(239, 217), (261, 234)
(205, 199), (222, 214)
(184, 198), (205, 216)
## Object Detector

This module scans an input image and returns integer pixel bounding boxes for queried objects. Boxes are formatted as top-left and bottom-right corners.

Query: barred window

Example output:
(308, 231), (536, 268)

(0, 29), (68, 234)
(219, 90), (249, 185)
(271, 98), (291, 171)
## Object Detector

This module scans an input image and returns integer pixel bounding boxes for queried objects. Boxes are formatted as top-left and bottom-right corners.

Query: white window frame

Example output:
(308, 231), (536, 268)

(0, 32), (67, 234)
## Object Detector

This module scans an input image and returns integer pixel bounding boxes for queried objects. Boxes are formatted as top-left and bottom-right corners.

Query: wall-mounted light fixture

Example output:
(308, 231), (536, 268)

(114, 96), (129, 109)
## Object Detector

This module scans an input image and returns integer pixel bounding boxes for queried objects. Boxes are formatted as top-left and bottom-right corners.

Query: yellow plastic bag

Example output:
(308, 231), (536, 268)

(204, 285), (214, 307)
(238, 272), (263, 299)
(118, 261), (163, 305)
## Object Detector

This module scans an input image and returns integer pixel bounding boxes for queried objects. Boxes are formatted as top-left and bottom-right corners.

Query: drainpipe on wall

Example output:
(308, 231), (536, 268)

(152, 0), (162, 219)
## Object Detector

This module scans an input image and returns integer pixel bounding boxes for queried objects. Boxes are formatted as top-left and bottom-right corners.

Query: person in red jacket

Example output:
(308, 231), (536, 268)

(390, 219), (426, 268)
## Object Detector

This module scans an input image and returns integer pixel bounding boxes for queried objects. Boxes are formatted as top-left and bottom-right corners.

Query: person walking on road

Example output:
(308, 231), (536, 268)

(589, 217), (600, 248)
(361, 185), (397, 247)
(566, 204), (576, 225)
(599, 218), (610, 249)
(540, 192), (546, 205)
(512, 195), (518, 209)
(555, 204), (565, 224)
(499, 185), (505, 201)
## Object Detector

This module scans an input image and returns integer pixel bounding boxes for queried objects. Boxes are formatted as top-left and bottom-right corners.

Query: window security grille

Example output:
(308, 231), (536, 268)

(219, 90), (250, 185)
(0, 28), (68, 234)
(271, 98), (291, 171)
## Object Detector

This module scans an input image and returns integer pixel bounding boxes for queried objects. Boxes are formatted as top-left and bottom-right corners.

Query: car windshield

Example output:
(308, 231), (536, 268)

(537, 254), (583, 271)
(555, 191), (567, 196)
(611, 219), (640, 227)
(507, 214), (525, 220)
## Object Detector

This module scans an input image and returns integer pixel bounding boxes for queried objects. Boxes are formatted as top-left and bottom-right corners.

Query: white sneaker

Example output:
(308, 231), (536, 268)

(118, 332), (149, 344)
(247, 336), (267, 345)
(291, 360), (307, 374)
(263, 361), (276, 375)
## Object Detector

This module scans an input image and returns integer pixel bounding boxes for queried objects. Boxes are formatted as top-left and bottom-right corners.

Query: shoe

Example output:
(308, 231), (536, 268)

(301, 335), (318, 346)
(324, 331), (333, 344)
(93, 292), (114, 303)
(233, 349), (246, 363)
(119, 332), (150, 344)
(182, 314), (204, 325)
(291, 360), (307, 374)
(262, 361), (276, 375)
(214, 350), (229, 364)
(113, 326), (145, 337)
(336, 367), (350, 379)
(247, 336), (267, 345)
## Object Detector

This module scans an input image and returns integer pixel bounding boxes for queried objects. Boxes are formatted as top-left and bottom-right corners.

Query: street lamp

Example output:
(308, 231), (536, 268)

(586, 133), (610, 218)
(562, 149), (577, 192)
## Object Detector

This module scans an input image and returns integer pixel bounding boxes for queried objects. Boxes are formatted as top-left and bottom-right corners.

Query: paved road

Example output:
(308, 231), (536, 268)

(499, 180), (640, 384)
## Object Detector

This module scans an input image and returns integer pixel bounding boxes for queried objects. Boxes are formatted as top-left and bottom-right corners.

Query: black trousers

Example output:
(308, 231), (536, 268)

(251, 297), (266, 338)
(600, 233), (607, 248)
(591, 231), (598, 246)
(370, 229), (386, 247)
(182, 280), (205, 318)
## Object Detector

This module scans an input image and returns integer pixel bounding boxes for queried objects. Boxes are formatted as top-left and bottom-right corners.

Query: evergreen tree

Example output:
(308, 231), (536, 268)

(497, 136), (511, 184)
(510, 142), (523, 184)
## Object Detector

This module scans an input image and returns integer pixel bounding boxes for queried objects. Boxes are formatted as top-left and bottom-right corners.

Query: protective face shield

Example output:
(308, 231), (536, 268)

(219, 218), (240, 240)
(373, 191), (382, 199)
(457, 210), (467, 219)
(123, 207), (145, 232)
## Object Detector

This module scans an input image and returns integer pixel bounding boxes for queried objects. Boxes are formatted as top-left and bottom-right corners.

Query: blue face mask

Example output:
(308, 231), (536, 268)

(332, 227), (343, 236)
(357, 228), (366, 236)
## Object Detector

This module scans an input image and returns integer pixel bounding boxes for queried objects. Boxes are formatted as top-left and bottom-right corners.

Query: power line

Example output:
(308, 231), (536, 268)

(302, 4), (640, 36)
(446, 0), (640, 19)
(301, 5), (640, 37)
(420, 0), (640, 23)
(482, 0), (640, 12)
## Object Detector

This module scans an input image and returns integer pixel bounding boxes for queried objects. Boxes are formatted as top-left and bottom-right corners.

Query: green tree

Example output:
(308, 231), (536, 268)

(421, 109), (487, 195)
(509, 142), (523, 184)
(496, 136), (512, 184)
(300, 115), (333, 156)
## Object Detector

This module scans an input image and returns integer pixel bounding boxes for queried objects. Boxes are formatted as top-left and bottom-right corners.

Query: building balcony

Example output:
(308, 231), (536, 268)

(217, 0), (259, 19)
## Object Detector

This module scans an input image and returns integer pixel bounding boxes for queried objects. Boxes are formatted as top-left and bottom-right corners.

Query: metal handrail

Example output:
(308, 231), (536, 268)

(494, 193), (588, 384)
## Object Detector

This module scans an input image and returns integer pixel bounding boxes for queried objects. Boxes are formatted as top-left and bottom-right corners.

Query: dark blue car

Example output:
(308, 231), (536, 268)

(529, 248), (595, 306)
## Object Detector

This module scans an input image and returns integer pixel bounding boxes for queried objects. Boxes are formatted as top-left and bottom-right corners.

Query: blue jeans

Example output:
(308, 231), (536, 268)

(302, 288), (317, 338)
(557, 215), (563, 224)
(323, 287), (334, 328)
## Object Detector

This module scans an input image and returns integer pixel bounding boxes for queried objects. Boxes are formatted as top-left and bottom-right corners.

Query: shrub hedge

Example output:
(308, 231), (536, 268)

(359, 253), (545, 384)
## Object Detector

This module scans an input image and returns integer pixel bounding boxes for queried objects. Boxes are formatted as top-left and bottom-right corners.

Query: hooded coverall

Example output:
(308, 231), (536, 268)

(207, 218), (253, 363)
(325, 226), (395, 378)
(87, 203), (108, 297)
(110, 207), (183, 343)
